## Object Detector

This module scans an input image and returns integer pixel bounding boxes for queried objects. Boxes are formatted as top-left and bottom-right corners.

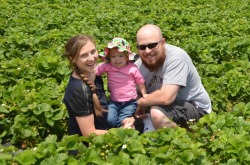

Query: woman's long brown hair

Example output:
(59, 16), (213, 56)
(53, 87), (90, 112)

(64, 34), (102, 116)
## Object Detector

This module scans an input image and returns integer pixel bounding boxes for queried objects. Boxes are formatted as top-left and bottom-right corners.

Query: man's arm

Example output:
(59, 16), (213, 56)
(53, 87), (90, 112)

(137, 84), (180, 107)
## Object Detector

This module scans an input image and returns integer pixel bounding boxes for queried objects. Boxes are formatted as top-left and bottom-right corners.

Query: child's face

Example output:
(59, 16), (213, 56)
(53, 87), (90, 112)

(109, 48), (128, 68)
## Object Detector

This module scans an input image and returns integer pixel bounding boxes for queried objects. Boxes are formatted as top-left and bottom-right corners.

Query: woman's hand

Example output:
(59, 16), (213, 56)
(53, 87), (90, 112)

(101, 108), (108, 113)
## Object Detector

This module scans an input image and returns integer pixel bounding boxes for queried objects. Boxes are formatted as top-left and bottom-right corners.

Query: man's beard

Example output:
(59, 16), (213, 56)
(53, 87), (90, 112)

(142, 51), (166, 71)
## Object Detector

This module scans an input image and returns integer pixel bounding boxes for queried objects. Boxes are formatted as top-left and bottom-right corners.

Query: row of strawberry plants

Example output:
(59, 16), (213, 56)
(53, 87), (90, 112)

(1, 102), (249, 164)
(1, 0), (249, 60)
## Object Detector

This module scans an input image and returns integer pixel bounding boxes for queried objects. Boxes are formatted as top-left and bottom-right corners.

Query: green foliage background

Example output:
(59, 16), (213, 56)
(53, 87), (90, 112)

(0, 0), (249, 164)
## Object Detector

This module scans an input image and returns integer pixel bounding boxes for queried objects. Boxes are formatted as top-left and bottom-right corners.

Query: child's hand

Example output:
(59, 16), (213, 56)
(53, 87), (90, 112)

(122, 117), (135, 129)
(128, 52), (139, 61)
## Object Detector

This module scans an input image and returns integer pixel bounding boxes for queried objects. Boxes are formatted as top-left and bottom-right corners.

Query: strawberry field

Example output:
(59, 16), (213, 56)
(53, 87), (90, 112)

(0, 0), (249, 164)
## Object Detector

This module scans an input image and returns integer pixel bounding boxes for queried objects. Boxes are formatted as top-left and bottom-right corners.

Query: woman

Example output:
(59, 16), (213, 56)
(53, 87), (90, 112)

(63, 34), (134, 137)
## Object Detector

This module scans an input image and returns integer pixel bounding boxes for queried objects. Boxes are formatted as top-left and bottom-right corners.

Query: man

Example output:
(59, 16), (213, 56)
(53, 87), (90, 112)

(134, 24), (212, 130)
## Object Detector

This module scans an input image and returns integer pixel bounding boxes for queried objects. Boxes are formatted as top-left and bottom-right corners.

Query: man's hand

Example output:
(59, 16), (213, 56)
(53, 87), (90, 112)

(134, 105), (147, 119)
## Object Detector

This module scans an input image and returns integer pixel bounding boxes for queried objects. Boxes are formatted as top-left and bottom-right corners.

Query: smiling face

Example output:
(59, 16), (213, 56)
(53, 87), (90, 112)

(109, 48), (128, 68)
(137, 24), (166, 71)
(73, 40), (98, 76)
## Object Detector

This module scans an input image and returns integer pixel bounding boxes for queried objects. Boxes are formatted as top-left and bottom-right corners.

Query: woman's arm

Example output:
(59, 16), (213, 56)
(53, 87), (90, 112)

(76, 114), (107, 137)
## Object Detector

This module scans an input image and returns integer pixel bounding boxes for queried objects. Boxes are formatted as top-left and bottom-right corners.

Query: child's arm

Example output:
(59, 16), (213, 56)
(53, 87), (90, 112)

(95, 62), (106, 76)
(138, 83), (147, 98)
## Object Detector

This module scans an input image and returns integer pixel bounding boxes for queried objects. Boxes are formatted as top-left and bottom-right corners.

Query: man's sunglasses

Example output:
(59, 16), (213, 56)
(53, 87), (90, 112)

(136, 39), (162, 50)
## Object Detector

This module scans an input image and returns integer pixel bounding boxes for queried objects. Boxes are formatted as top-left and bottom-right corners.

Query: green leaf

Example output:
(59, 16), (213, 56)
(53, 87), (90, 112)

(67, 156), (78, 165)
(0, 131), (6, 138)
(238, 149), (250, 162)
(14, 149), (36, 165)
(226, 159), (239, 165)
(21, 128), (32, 137)
(0, 153), (12, 160)
(38, 103), (51, 113)
(45, 135), (57, 143)
(79, 149), (104, 164)
(181, 150), (194, 162)
(127, 140), (145, 154)
(52, 109), (64, 120)
(0, 159), (7, 165)
(46, 118), (54, 126)
(131, 153), (155, 165)
(58, 135), (80, 150)
(0, 106), (9, 113)
(40, 153), (68, 165)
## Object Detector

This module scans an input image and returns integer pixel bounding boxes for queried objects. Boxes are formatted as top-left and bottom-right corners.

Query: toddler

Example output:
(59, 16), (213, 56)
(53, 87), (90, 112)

(96, 37), (146, 128)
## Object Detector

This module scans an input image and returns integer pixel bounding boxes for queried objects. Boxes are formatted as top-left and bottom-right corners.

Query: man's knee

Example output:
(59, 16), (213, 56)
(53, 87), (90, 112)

(150, 108), (177, 129)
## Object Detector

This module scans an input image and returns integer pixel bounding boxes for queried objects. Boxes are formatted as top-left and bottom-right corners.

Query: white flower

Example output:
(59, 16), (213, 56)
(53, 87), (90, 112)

(122, 144), (127, 149)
